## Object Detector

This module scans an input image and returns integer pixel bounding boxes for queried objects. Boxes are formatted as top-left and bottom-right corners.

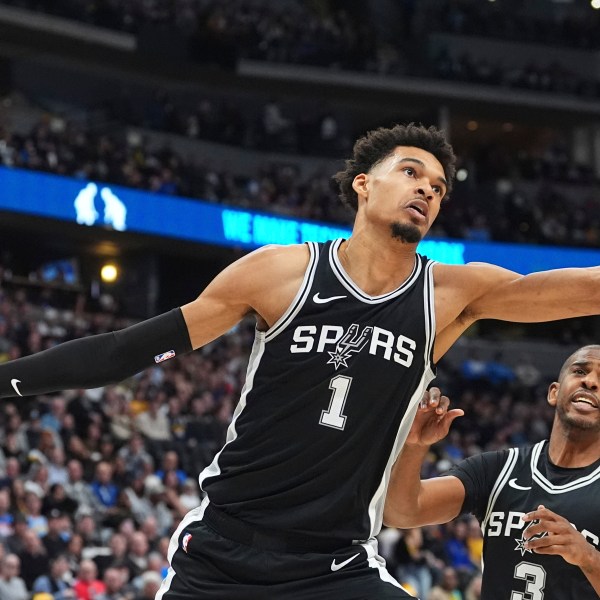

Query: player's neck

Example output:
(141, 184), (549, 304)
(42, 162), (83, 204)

(339, 233), (418, 296)
(547, 429), (600, 468)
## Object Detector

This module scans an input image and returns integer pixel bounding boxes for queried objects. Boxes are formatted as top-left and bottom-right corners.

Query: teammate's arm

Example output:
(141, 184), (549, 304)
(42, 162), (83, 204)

(383, 388), (465, 528)
(523, 505), (600, 595)
(0, 244), (309, 399)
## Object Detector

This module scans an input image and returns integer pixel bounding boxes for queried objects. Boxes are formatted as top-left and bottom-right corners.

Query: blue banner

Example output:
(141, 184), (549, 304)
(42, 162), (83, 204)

(0, 166), (598, 274)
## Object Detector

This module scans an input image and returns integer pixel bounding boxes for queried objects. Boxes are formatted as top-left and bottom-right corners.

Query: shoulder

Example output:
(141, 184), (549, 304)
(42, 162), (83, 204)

(244, 243), (312, 272)
(218, 244), (312, 296)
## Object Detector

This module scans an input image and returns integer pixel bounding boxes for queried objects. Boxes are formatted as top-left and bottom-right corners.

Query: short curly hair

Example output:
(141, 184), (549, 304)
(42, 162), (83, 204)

(333, 123), (457, 212)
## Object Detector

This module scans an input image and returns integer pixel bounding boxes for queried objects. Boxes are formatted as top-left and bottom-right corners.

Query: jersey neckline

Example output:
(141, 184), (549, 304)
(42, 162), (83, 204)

(329, 238), (422, 304)
(532, 440), (600, 493)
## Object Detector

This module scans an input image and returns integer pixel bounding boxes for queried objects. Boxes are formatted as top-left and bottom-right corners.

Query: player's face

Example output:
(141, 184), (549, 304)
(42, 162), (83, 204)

(352, 146), (448, 243)
(549, 348), (600, 432)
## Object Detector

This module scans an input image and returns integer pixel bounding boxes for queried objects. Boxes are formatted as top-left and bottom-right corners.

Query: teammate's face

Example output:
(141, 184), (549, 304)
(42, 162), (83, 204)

(548, 348), (600, 432)
(352, 146), (448, 243)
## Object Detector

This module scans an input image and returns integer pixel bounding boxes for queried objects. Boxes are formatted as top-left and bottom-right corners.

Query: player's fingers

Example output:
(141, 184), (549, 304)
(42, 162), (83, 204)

(428, 387), (442, 408)
(435, 394), (450, 415)
(525, 535), (570, 552)
(522, 505), (554, 523)
(446, 408), (464, 423)
(419, 390), (430, 409)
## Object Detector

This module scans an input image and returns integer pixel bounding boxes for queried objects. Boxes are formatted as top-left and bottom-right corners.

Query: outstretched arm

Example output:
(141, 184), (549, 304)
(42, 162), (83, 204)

(0, 244), (309, 399)
(384, 388), (465, 528)
(434, 264), (600, 361)
(0, 308), (193, 398)
(523, 505), (600, 595)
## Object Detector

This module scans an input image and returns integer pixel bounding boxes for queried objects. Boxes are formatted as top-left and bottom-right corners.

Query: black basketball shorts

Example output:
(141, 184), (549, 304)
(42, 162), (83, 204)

(155, 500), (416, 600)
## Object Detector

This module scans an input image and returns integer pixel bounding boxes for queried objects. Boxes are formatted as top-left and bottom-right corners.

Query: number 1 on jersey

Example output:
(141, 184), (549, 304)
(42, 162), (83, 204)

(320, 375), (352, 430)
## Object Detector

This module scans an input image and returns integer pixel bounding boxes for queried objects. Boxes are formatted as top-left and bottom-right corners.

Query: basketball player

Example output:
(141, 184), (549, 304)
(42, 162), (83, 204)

(385, 345), (600, 598)
(0, 124), (599, 599)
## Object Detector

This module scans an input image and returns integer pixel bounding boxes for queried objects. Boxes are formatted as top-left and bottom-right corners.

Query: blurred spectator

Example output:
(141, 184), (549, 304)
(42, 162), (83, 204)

(31, 553), (73, 600)
(5, 513), (28, 555)
(23, 488), (48, 537)
(0, 553), (28, 600)
(135, 393), (171, 453)
(64, 459), (95, 514)
(134, 570), (162, 600)
(464, 574), (482, 600)
(465, 517), (483, 570)
(17, 528), (50, 589)
(90, 461), (119, 513)
(117, 434), (153, 482)
(155, 450), (186, 485)
(443, 520), (477, 579)
(0, 487), (14, 539)
(0, 456), (21, 490)
(42, 509), (70, 559)
(42, 482), (79, 516)
(124, 531), (149, 581)
(428, 566), (463, 600)
(73, 559), (106, 600)
(96, 566), (133, 600)
(178, 478), (201, 512)
(47, 446), (69, 487)
(394, 527), (434, 599)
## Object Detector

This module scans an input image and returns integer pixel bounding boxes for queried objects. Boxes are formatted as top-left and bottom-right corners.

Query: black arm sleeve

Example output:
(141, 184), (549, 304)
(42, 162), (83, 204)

(446, 449), (511, 521)
(0, 308), (193, 398)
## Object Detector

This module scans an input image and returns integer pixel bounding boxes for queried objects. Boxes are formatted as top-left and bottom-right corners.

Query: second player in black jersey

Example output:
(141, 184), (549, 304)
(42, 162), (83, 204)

(386, 345), (600, 599)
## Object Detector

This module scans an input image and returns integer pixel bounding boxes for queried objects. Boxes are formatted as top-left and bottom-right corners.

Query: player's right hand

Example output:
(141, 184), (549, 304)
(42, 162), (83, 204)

(405, 387), (464, 448)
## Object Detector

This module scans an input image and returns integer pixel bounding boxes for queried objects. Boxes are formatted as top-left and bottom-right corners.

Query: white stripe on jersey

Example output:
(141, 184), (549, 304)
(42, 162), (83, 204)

(198, 333), (266, 490)
(155, 496), (209, 600)
(329, 238), (423, 304)
(531, 440), (600, 493)
(365, 258), (437, 539)
(482, 447), (519, 533)
(266, 241), (319, 342)
(424, 261), (436, 365)
(360, 539), (410, 591)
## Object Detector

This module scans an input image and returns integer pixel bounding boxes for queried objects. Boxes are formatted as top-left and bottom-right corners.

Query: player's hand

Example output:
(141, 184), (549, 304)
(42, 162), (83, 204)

(522, 505), (599, 570)
(405, 387), (463, 448)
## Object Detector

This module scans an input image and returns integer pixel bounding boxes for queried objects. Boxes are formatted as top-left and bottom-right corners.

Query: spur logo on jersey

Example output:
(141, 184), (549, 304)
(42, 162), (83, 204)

(290, 323), (416, 370)
(327, 324), (373, 369)
(514, 519), (548, 556)
(486, 510), (599, 552)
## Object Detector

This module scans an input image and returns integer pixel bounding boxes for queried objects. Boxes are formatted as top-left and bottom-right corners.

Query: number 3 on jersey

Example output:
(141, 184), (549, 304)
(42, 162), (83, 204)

(511, 561), (546, 600)
(320, 375), (352, 430)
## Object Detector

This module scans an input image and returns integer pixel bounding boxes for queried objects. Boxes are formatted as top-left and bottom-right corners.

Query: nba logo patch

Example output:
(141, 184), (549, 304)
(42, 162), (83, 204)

(182, 532), (192, 553)
(155, 349), (176, 364)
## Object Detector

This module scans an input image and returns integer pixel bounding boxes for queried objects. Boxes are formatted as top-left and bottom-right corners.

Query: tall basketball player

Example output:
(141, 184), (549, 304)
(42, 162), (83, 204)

(1, 124), (599, 599)
(385, 346), (600, 598)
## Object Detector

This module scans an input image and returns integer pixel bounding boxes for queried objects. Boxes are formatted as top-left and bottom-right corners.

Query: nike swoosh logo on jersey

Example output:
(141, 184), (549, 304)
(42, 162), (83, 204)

(508, 478), (532, 490)
(313, 293), (347, 304)
(331, 553), (360, 572)
(10, 379), (23, 397)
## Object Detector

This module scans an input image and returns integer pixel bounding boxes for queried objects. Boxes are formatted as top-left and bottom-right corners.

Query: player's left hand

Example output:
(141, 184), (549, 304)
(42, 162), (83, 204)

(522, 505), (598, 570)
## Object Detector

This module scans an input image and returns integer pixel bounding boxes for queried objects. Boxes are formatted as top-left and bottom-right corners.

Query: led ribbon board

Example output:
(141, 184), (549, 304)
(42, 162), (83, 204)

(1, 166), (599, 273)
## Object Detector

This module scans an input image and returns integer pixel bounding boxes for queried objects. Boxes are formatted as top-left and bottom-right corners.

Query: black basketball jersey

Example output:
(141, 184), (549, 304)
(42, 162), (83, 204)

(451, 441), (600, 599)
(199, 238), (436, 544)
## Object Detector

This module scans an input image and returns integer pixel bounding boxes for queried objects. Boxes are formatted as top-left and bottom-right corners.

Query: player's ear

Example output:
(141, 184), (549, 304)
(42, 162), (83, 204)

(547, 382), (559, 407)
(352, 173), (369, 200)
